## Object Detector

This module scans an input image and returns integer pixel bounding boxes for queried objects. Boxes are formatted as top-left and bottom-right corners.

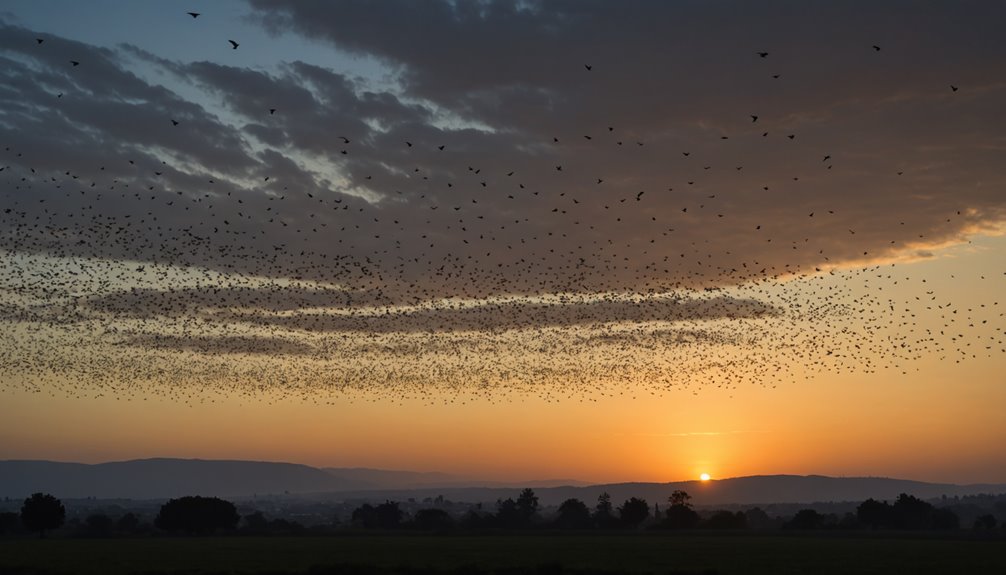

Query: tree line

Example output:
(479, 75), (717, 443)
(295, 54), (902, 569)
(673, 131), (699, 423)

(3, 489), (1003, 538)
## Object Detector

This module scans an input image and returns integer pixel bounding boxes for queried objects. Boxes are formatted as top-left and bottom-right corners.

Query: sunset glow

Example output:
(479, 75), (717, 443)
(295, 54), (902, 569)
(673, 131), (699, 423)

(0, 0), (1004, 487)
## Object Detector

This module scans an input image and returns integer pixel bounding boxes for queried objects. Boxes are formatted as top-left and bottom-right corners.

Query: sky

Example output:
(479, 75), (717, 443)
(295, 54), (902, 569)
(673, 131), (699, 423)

(0, 1), (1004, 485)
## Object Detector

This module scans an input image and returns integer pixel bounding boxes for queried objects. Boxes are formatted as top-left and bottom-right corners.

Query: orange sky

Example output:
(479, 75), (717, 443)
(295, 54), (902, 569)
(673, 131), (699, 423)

(1, 2), (1005, 487)
(2, 236), (1003, 484)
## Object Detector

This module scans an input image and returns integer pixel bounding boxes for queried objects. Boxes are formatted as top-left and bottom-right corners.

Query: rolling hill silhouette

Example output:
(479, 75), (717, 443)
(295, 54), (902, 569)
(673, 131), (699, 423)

(1, 459), (1002, 504)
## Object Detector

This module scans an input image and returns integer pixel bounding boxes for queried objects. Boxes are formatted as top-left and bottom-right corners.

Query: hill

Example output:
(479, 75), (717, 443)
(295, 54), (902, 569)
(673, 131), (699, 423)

(2, 459), (1003, 504)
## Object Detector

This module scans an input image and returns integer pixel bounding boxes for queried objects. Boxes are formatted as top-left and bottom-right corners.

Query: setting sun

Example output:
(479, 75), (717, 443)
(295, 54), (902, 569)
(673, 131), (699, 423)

(700, 473), (711, 481)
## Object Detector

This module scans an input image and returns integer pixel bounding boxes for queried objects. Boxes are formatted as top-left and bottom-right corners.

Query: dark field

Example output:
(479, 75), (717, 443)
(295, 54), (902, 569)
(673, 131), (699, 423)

(2, 534), (1005, 575)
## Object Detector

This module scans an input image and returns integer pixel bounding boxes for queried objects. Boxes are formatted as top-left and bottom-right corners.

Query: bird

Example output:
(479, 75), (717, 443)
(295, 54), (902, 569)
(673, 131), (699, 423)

(228, 40), (239, 50)
(950, 85), (959, 92)
(70, 60), (79, 67)
(757, 51), (769, 58)
(584, 64), (592, 71)
(187, 12), (200, 18)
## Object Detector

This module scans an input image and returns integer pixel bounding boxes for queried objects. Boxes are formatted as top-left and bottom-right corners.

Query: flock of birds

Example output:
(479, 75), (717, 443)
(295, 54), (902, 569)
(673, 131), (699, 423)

(0, 11), (1003, 405)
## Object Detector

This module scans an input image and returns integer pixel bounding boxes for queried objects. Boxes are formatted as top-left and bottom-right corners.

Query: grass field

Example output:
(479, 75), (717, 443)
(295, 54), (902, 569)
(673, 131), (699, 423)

(1, 534), (1005, 575)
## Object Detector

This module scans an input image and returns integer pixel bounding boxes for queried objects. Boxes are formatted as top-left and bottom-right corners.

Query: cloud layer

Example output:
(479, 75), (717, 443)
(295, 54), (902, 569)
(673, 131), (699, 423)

(0, 2), (1004, 398)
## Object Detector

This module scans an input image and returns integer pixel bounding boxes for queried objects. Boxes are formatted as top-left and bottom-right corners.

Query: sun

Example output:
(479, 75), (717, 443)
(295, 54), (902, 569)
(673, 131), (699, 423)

(699, 473), (711, 481)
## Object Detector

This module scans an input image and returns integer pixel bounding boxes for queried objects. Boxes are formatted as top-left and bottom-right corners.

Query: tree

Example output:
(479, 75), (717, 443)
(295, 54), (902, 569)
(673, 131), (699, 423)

(374, 501), (403, 529)
(744, 507), (773, 529)
(154, 496), (239, 534)
(668, 490), (692, 507)
(784, 509), (825, 530)
(243, 511), (270, 533)
(856, 498), (892, 529)
(494, 497), (522, 528)
(414, 508), (453, 530)
(516, 488), (539, 521)
(891, 493), (932, 529)
(351, 503), (377, 528)
(351, 501), (403, 529)
(116, 512), (140, 535)
(554, 498), (592, 529)
(20, 493), (65, 538)
(663, 503), (699, 529)
(618, 497), (650, 528)
(974, 514), (998, 530)
(593, 492), (616, 527)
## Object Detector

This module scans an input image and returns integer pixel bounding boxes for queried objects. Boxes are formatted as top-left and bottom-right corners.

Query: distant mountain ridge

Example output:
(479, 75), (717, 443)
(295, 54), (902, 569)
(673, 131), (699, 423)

(0, 459), (587, 500)
(1, 459), (1003, 504)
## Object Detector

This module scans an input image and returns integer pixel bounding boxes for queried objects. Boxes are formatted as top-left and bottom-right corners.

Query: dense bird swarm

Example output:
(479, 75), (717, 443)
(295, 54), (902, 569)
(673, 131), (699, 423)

(0, 11), (1003, 405)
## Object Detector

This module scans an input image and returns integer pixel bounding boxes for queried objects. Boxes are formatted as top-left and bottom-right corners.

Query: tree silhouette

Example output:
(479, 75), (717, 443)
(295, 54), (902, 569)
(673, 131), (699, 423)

(784, 509), (825, 530)
(554, 498), (591, 529)
(352, 501), (403, 529)
(660, 489), (698, 529)
(744, 507), (773, 529)
(890, 493), (935, 529)
(618, 497), (650, 528)
(973, 514), (997, 530)
(668, 490), (692, 507)
(374, 500), (404, 529)
(115, 512), (140, 535)
(663, 503), (699, 529)
(494, 497), (523, 528)
(856, 498), (892, 529)
(154, 496), (239, 534)
(20, 493), (65, 538)
(243, 511), (269, 533)
(593, 491), (617, 527)
(516, 488), (539, 521)
(413, 508), (453, 530)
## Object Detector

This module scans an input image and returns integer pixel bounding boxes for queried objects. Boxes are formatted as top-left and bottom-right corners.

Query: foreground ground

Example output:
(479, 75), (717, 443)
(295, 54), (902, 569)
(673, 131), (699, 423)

(1, 533), (1005, 575)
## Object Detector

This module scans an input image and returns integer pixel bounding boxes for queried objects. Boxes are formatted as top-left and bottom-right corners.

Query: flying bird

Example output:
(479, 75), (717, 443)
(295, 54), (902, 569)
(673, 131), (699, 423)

(228, 40), (239, 49)
(187, 12), (200, 18)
